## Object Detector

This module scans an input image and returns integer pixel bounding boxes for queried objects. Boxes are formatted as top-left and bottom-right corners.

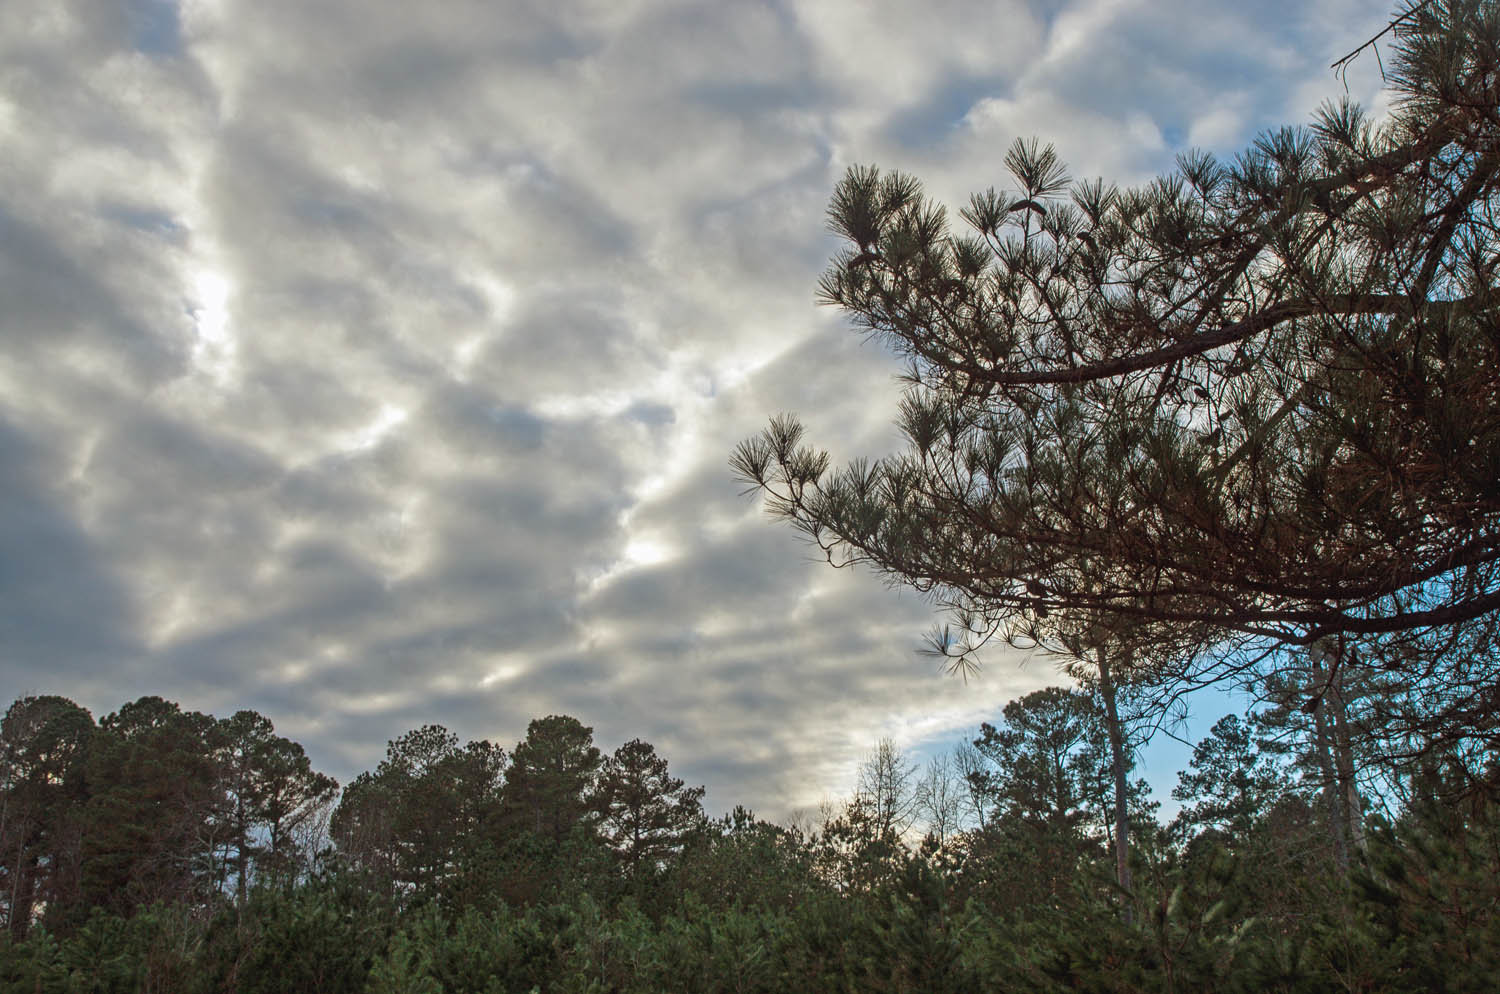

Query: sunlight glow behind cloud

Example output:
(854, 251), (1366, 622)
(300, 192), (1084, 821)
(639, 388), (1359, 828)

(188, 268), (235, 383)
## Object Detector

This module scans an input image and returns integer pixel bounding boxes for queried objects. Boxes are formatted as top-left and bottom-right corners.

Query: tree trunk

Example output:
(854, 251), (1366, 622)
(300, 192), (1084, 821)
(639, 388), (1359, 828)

(236, 796), (249, 907)
(1309, 649), (1350, 873)
(1327, 642), (1364, 858)
(1097, 647), (1132, 897)
(7, 843), (34, 940)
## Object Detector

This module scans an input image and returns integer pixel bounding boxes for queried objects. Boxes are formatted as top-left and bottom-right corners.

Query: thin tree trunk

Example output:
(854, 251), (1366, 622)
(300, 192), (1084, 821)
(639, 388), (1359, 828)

(1327, 643), (1364, 857)
(1097, 647), (1132, 898)
(1309, 650), (1350, 873)
(8, 839), (32, 939)
(235, 794), (249, 907)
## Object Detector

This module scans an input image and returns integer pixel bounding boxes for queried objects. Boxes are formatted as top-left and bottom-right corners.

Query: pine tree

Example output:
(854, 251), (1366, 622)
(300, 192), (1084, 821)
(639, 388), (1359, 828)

(77, 697), (223, 919)
(500, 715), (602, 847)
(0, 696), (93, 937)
(330, 724), (503, 902)
(595, 738), (705, 886)
(735, 0), (1500, 756)
(215, 710), (338, 903)
(1170, 713), (1286, 844)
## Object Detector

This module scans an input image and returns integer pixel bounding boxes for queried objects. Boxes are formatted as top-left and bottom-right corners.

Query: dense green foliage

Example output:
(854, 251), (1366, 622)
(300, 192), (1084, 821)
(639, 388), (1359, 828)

(2, 690), (1496, 992)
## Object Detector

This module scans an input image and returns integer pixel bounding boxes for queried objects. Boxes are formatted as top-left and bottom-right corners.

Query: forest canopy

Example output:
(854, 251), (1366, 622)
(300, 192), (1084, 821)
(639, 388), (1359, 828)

(1, 689), (1497, 992)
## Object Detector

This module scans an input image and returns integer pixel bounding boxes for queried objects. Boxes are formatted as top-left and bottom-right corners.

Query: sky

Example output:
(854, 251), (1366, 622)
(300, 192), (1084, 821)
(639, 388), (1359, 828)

(1, 0), (1395, 820)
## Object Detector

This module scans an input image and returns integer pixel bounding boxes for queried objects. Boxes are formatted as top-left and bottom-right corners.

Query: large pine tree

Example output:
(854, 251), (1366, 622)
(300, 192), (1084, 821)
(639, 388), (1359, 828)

(735, 0), (1500, 753)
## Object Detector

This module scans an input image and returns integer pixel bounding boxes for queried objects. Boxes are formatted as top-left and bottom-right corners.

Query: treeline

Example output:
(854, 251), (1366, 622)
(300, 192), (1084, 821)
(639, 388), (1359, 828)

(1, 689), (1497, 992)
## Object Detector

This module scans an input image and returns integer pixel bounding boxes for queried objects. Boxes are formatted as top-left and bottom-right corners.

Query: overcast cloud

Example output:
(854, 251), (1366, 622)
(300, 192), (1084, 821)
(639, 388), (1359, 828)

(1, 0), (1393, 817)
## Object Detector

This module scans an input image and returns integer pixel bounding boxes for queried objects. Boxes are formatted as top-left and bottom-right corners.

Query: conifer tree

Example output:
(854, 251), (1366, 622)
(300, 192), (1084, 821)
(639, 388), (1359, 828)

(78, 697), (222, 918)
(594, 738), (705, 885)
(331, 724), (503, 901)
(1170, 713), (1286, 843)
(216, 710), (338, 903)
(0, 696), (93, 937)
(500, 715), (602, 847)
(735, 0), (1500, 753)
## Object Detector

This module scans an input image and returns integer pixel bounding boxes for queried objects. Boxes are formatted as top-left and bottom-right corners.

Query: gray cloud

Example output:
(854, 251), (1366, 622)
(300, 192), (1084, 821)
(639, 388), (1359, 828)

(0, 421), (139, 677)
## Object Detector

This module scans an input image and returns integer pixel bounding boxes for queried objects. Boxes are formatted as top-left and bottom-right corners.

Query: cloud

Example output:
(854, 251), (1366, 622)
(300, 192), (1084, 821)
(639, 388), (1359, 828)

(0, 421), (139, 681)
(0, 0), (1409, 819)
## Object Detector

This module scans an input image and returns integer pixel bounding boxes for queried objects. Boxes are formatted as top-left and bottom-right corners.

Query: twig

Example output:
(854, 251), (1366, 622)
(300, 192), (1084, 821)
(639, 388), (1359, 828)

(1331, 0), (1437, 81)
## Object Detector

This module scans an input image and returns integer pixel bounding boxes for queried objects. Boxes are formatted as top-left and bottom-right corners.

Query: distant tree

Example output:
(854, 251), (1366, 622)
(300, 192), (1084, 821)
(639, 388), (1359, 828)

(950, 742), (994, 831)
(331, 725), (503, 901)
(78, 697), (223, 919)
(443, 738), (509, 839)
(814, 798), (903, 894)
(594, 738), (705, 885)
(0, 696), (93, 937)
(914, 753), (967, 846)
(960, 687), (1146, 912)
(1252, 643), (1399, 869)
(1038, 614), (1174, 897)
(215, 710), (338, 902)
(216, 710), (274, 902)
(811, 739), (923, 893)
(380, 725), (470, 896)
(330, 770), (400, 890)
(734, 0), (1500, 756)
(854, 738), (920, 843)
(500, 716), (602, 847)
(970, 687), (1109, 839)
(250, 730), (340, 885)
(675, 806), (817, 911)
(1171, 713), (1287, 844)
